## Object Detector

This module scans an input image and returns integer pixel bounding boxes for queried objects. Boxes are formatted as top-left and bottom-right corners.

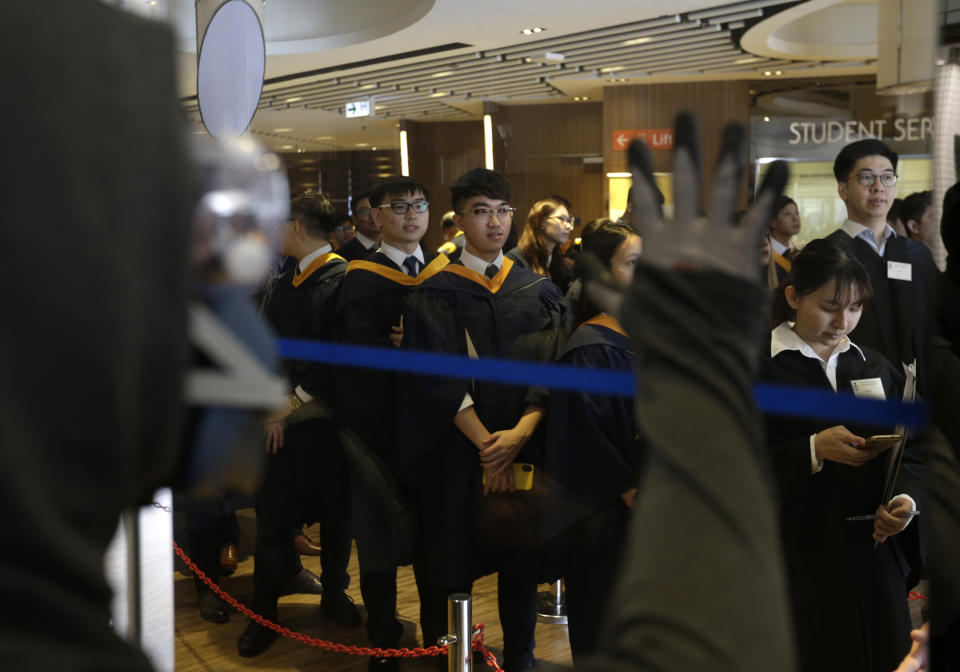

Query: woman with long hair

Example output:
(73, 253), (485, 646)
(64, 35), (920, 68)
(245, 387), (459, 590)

(506, 197), (575, 291)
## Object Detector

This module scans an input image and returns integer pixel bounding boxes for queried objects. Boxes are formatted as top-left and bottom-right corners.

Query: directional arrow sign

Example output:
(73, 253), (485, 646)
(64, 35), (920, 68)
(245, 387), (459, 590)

(612, 128), (674, 151)
(345, 100), (371, 118)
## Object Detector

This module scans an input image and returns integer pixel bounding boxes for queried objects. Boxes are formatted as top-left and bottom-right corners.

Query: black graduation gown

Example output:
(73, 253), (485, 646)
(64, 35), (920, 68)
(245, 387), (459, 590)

(545, 317), (640, 518)
(259, 253), (346, 502)
(334, 250), (447, 467)
(333, 250), (448, 567)
(544, 316), (642, 659)
(824, 230), (938, 391)
(398, 258), (568, 585)
(758, 336), (924, 672)
(337, 236), (376, 262)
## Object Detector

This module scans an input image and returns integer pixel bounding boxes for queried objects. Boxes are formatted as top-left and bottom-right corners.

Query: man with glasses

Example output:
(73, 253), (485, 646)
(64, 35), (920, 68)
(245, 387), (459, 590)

(825, 139), (939, 392)
(337, 192), (381, 261)
(398, 168), (568, 671)
(333, 176), (449, 671)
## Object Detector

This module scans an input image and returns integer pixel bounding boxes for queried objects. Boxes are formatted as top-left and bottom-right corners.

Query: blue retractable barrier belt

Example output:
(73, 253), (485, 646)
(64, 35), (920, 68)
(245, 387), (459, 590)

(276, 338), (927, 428)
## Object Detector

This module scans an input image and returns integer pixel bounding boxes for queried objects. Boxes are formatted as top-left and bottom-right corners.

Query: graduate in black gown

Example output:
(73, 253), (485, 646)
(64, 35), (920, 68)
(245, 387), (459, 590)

(761, 239), (924, 672)
(544, 219), (643, 662)
(238, 191), (360, 657)
(334, 176), (449, 671)
(399, 168), (568, 671)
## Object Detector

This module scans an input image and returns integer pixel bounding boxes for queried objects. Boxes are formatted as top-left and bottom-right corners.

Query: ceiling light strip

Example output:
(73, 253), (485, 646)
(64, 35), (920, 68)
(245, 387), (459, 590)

(686, 0), (796, 21)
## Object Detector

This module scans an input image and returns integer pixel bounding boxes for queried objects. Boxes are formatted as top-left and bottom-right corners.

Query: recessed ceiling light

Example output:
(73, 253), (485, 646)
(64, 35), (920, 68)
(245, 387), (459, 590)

(521, 27), (545, 35)
(775, 70), (783, 75)
(278, 145), (293, 150)
(296, 148), (305, 153)
(622, 36), (652, 46)
(316, 136), (333, 140)
(735, 57), (760, 65)
(273, 127), (293, 133)
(355, 142), (370, 147)
(429, 91), (448, 98)
(600, 66), (624, 73)
(763, 116), (771, 122)
(372, 146), (377, 151)
(286, 97), (303, 103)
(763, 71), (772, 76)
(432, 70), (453, 78)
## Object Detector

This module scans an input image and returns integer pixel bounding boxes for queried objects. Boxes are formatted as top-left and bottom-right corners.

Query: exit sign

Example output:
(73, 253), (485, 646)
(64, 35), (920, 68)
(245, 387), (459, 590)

(345, 100), (371, 118)
(612, 128), (674, 151)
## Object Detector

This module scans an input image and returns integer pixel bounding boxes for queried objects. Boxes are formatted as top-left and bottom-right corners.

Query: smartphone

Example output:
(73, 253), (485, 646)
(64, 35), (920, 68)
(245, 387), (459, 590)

(865, 434), (903, 451)
(482, 462), (534, 491)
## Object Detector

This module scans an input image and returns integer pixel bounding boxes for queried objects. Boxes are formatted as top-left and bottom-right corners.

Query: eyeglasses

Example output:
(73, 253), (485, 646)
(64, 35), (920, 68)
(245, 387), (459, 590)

(852, 172), (898, 188)
(336, 224), (355, 232)
(547, 215), (574, 229)
(377, 200), (429, 214)
(354, 207), (372, 216)
(460, 206), (517, 221)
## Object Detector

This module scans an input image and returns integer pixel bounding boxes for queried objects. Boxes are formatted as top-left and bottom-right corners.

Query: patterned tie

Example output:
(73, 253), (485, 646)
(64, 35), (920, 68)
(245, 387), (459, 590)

(484, 264), (499, 279)
(403, 255), (419, 277)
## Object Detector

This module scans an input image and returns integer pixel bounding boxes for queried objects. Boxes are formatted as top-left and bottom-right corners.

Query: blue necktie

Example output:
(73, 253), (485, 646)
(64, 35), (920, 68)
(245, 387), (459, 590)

(403, 255), (419, 277)
(484, 264), (498, 279)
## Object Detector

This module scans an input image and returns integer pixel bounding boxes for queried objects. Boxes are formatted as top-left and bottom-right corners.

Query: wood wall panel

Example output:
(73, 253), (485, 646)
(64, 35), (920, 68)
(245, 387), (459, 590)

(282, 149), (400, 213)
(603, 81), (751, 209)
(405, 118), (484, 252)
(493, 102), (605, 239)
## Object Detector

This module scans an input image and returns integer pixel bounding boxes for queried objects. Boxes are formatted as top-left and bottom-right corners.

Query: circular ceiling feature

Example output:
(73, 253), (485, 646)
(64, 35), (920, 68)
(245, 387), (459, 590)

(741, 0), (878, 62)
(197, 0), (265, 139)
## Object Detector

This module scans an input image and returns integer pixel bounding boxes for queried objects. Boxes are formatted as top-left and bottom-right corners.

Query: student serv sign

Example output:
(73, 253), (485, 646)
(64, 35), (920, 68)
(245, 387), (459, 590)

(612, 128), (674, 151)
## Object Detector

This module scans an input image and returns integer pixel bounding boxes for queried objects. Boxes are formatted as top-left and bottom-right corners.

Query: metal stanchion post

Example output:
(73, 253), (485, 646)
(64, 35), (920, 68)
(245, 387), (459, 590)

(536, 579), (567, 624)
(438, 592), (472, 672)
(122, 509), (142, 646)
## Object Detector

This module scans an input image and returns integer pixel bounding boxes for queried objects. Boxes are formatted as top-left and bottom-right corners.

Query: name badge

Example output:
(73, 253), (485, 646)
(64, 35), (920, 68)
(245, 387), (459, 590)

(887, 261), (912, 282)
(851, 377), (886, 400)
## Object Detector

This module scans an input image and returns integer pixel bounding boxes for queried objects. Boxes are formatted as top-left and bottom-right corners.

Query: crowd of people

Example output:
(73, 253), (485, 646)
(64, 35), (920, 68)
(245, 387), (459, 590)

(172, 134), (958, 672)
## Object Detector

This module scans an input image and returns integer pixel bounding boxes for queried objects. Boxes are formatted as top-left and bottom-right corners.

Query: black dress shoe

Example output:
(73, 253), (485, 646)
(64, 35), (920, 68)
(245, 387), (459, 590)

(284, 568), (324, 596)
(368, 656), (399, 671)
(321, 590), (361, 627)
(237, 615), (279, 657)
(196, 590), (229, 624)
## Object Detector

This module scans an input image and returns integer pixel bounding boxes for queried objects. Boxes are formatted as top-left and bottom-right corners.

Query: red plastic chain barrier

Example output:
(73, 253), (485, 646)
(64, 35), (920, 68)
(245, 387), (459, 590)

(909, 591), (929, 601)
(160, 502), (504, 668)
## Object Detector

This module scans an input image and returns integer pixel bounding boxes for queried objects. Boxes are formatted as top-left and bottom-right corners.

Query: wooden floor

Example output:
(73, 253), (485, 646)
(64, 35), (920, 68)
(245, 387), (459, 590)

(173, 519), (573, 672)
(173, 515), (928, 672)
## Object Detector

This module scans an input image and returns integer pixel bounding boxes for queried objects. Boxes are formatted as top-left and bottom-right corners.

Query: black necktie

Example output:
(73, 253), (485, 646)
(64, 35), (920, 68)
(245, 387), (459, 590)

(484, 264), (499, 279)
(403, 255), (419, 277)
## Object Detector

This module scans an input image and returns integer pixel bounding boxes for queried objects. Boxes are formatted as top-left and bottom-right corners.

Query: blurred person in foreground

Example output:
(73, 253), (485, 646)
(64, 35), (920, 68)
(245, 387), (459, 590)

(0, 2), (192, 670)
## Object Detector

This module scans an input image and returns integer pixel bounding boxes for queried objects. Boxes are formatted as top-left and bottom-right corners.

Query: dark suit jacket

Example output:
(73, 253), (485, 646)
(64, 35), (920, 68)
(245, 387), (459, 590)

(824, 230), (938, 392)
(337, 236), (377, 261)
(0, 3), (192, 670)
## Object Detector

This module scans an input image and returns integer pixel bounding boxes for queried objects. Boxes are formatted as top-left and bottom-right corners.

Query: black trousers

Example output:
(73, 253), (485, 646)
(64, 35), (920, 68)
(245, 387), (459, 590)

(251, 419), (352, 615)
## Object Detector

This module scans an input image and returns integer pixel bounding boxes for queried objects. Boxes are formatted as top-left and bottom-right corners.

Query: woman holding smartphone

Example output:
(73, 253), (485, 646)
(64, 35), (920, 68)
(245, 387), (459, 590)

(544, 219), (643, 663)
(760, 238), (923, 672)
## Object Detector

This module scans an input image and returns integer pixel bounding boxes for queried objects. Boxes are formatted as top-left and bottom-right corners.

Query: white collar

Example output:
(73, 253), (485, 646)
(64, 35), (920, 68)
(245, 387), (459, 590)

(297, 244), (332, 272)
(841, 219), (896, 251)
(355, 231), (378, 250)
(770, 321), (865, 363)
(770, 237), (789, 256)
(459, 247), (504, 276)
(378, 241), (424, 270)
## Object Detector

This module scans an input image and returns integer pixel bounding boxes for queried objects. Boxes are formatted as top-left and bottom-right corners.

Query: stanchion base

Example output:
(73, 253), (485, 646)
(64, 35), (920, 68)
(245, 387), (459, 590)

(535, 590), (568, 625)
